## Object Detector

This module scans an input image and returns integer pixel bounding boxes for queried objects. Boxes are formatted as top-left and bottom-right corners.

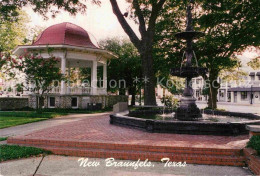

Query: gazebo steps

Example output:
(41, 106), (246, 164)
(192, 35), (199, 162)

(7, 138), (246, 166)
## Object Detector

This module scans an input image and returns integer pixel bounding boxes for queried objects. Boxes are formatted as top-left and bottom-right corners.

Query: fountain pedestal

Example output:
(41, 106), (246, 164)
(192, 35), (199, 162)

(171, 67), (207, 121)
(175, 96), (201, 121)
(170, 0), (207, 121)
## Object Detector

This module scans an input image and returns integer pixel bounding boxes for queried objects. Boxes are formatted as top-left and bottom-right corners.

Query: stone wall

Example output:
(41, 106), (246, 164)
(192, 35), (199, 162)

(0, 97), (29, 110)
(28, 95), (128, 109)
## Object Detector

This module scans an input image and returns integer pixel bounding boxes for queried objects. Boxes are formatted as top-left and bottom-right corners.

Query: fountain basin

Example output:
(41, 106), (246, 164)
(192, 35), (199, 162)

(110, 108), (260, 136)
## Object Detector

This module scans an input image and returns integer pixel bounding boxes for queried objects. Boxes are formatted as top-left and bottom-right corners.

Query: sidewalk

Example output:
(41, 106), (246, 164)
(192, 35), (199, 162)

(0, 113), (110, 138)
(196, 101), (260, 115)
(197, 101), (260, 107)
(0, 155), (252, 176)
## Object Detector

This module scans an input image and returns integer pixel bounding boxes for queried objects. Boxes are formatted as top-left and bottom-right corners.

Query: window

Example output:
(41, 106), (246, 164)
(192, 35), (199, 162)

(220, 91), (224, 97)
(71, 97), (78, 108)
(241, 91), (247, 100)
(49, 97), (55, 107)
(196, 90), (200, 97)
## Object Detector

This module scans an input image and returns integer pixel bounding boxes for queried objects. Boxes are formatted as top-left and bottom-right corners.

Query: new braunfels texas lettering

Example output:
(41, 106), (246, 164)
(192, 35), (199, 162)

(78, 158), (187, 169)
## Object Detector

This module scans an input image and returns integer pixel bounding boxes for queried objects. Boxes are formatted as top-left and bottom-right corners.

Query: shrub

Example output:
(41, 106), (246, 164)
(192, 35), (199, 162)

(247, 135), (260, 155)
(161, 95), (179, 108)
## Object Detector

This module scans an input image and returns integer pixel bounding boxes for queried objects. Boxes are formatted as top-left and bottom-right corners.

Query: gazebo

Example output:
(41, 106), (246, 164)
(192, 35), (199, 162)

(13, 22), (127, 109)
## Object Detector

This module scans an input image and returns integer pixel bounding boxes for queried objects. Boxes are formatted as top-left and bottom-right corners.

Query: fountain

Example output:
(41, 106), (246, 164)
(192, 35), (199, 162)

(171, 0), (207, 121)
(110, 0), (260, 136)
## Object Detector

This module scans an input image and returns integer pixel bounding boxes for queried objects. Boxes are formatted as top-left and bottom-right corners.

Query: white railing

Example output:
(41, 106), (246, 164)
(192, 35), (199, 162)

(47, 86), (107, 95)
(49, 87), (60, 94)
(97, 88), (107, 95)
(67, 87), (92, 95)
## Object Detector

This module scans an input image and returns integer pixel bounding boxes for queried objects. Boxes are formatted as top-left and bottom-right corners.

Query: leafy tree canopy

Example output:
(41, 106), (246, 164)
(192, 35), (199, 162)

(0, 10), (29, 53)
(0, 0), (100, 22)
(99, 38), (141, 104)
(153, 0), (260, 109)
(247, 56), (260, 70)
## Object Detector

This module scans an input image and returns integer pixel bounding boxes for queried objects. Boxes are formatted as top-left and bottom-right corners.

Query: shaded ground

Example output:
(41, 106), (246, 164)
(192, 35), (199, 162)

(0, 155), (252, 176)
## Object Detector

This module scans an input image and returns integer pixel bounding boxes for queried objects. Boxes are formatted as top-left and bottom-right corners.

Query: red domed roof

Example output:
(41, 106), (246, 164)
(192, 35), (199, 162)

(33, 22), (98, 48)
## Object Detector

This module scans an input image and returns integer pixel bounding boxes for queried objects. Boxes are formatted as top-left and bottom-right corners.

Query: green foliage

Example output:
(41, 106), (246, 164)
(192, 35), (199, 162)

(0, 137), (8, 141)
(16, 53), (63, 97)
(0, 10), (29, 53)
(154, 0), (260, 109)
(247, 57), (260, 70)
(161, 95), (179, 108)
(247, 135), (260, 155)
(0, 111), (66, 118)
(7, 87), (12, 92)
(99, 38), (142, 96)
(15, 83), (23, 92)
(0, 145), (51, 161)
(0, 0), (101, 22)
(0, 111), (67, 129)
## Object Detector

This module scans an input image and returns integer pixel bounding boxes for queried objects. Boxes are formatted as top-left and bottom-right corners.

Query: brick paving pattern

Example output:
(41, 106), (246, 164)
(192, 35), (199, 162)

(8, 113), (250, 166)
(10, 113), (248, 149)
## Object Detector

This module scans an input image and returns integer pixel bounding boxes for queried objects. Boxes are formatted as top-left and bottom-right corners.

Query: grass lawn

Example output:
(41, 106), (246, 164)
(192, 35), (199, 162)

(0, 108), (112, 129)
(0, 137), (8, 141)
(0, 144), (51, 162)
(0, 111), (67, 129)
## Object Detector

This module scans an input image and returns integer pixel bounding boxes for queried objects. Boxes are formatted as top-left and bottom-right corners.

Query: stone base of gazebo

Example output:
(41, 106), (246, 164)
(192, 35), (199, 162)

(28, 95), (128, 109)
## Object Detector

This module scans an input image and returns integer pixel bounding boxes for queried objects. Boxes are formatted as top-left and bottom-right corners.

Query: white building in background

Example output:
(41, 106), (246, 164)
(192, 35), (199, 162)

(155, 85), (173, 99)
(192, 71), (260, 104)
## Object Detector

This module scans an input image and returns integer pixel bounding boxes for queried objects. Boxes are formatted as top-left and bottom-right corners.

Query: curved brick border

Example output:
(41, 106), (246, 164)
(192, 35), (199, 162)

(110, 110), (260, 136)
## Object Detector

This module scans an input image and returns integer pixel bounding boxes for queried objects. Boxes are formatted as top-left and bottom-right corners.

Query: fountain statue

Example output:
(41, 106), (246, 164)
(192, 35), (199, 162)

(110, 0), (260, 135)
(171, 0), (207, 121)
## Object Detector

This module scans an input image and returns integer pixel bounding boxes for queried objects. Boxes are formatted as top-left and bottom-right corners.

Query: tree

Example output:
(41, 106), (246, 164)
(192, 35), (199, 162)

(151, 0), (260, 109)
(109, 0), (167, 105)
(195, 0), (260, 109)
(0, 10), (29, 53)
(99, 38), (142, 105)
(248, 56), (260, 70)
(0, 0), (101, 23)
(16, 53), (63, 109)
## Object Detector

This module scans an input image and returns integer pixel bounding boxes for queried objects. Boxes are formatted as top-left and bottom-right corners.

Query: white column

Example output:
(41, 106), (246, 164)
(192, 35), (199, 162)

(91, 60), (97, 95)
(67, 65), (71, 93)
(61, 57), (66, 94)
(231, 92), (234, 103)
(103, 62), (107, 93)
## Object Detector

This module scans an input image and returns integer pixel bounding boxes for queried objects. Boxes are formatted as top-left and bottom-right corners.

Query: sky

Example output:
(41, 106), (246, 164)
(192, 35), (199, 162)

(24, 0), (139, 46)
(23, 0), (258, 72)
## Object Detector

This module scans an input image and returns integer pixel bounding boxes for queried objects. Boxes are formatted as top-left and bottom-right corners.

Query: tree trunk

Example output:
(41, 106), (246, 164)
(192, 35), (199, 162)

(163, 88), (166, 104)
(119, 88), (125, 95)
(207, 70), (220, 109)
(208, 84), (218, 109)
(130, 87), (136, 106)
(36, 95), (44, 113)
(141, 49), (156, 106)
